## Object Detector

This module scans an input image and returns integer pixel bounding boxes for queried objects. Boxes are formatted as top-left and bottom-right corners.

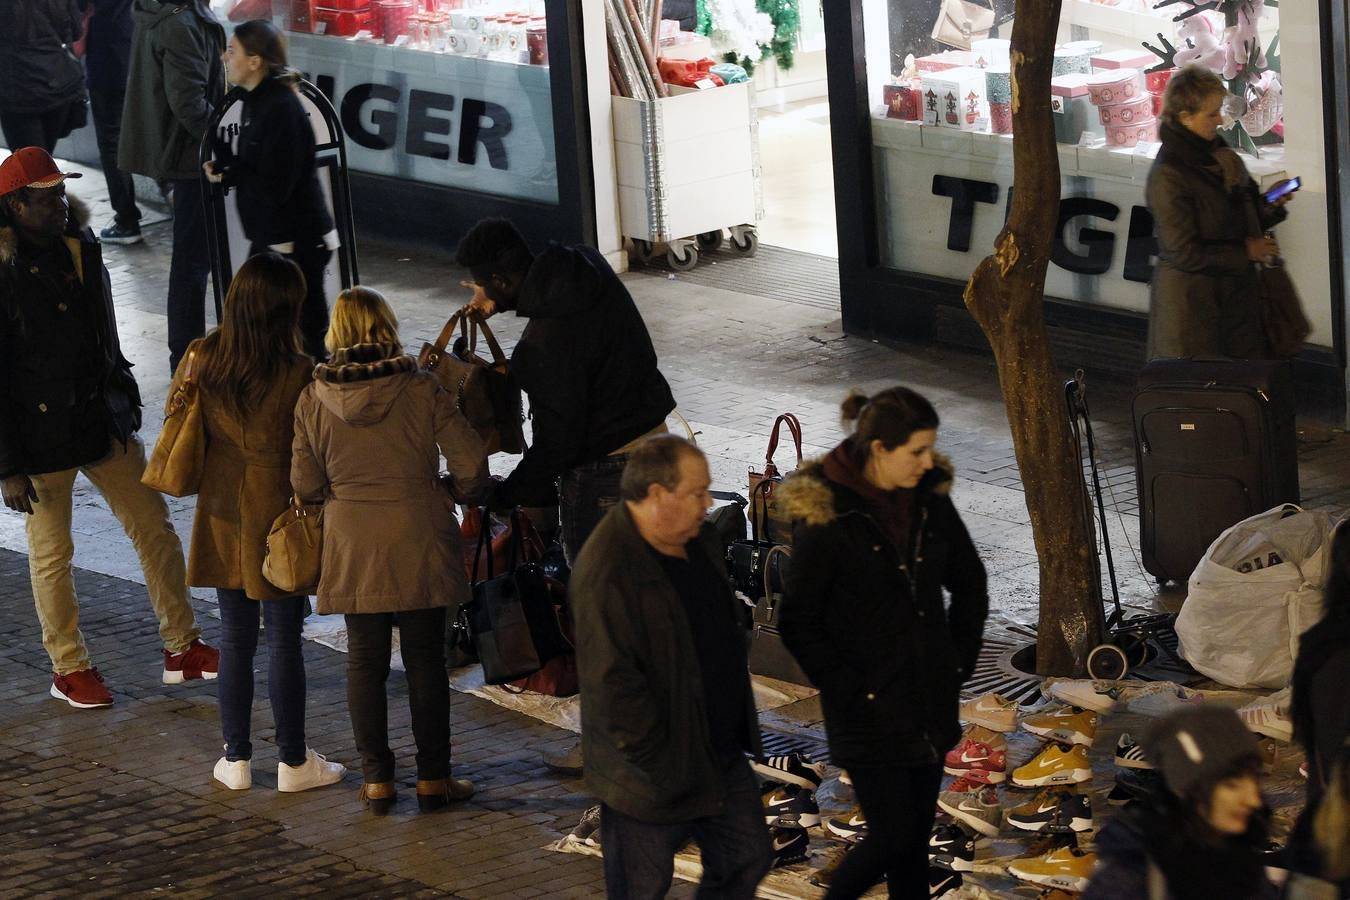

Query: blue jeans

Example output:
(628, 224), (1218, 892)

(600, 754), (771, 900)
(217, 589), (308, 766)
(558, 453), (628, 566)
(167, 177), (212, 373)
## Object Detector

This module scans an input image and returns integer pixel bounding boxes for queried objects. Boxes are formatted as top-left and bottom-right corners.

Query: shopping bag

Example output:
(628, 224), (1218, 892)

(142, 350), (206, 497)
(1175, 504), (1336, 688)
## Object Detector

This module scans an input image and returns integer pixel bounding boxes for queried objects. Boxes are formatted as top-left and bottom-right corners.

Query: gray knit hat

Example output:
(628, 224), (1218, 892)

(1144, 704), (1262, 800)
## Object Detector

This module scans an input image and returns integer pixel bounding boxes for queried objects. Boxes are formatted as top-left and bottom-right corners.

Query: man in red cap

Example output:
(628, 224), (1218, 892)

(0, 148), (218, 709)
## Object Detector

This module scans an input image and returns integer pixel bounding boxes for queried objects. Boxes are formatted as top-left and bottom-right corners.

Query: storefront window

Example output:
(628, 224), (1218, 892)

(214, 0), (559, 204)
(858, 0), (1336, 347)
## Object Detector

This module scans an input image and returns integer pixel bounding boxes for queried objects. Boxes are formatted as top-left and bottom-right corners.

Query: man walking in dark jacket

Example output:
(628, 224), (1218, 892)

(119, 0), (224, 372)
(85, 0), (143, 244)
(0, 1), (89, 154)
(456, 218), (676, 774)
(455, 218), (676, 561)
(571, 436), (770, 899)
(0, 148), (218, 710)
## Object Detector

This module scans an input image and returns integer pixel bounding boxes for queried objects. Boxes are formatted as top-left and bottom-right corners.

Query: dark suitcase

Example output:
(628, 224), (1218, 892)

(1132, 358), (1299, 583)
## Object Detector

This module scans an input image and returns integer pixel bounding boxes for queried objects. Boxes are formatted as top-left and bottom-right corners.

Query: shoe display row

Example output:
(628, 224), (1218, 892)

(761, 781), (821, 828)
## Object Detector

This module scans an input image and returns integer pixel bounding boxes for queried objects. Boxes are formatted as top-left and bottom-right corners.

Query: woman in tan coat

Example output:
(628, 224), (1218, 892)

(291, 286), (488, 815)
(175, 253), (345, 793)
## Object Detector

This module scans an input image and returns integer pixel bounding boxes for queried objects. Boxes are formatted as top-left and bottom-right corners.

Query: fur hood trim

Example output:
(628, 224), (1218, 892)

(774, 452), (956, 528)
(0, 193), (92, 267)
(314, 343), (415, 383)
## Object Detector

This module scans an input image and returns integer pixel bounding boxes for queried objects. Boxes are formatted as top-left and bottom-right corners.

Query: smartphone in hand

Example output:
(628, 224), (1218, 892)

(1264, 177), (1301, 203)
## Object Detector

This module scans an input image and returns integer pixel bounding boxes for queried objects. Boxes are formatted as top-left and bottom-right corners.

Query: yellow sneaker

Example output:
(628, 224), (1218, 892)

(1021, 707), (1099, 746)
(1007, 846), (1097, 893)
(1012, 742), (1093, 788)
(960, 692), (1018, 732)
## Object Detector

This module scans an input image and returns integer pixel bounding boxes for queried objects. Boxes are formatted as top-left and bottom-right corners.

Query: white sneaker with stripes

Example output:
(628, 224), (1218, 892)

(752, 751), (827, 789)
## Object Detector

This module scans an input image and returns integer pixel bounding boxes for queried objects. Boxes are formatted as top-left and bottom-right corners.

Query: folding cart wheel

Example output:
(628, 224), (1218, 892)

(729, 224), (758, 256)
(1087, 642), (1130, 681)
(697, 230), (724, 251)
(630, 238), (654, 262)
(667, 241), (699, 271)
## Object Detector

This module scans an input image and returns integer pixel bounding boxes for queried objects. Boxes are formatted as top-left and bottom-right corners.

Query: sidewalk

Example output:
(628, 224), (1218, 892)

(1, 156), (1345, 897)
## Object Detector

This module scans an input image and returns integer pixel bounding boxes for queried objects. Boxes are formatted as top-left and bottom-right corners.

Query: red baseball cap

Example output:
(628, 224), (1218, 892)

(0, 147), (83, 197)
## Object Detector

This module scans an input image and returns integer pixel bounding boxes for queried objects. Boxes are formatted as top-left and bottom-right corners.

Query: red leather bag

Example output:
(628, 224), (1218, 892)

(748, 413), (803, 545)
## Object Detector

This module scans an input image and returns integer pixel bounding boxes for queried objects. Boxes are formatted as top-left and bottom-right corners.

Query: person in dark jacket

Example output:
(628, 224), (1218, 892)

(205, 19), (335, 361)
(572, 435), (770, 900)
(0, 1), (89, 155)
(119, 0), (225, 373)
(85, 0), (144, 244)
(456, 217), (677, 775)
(0, 147), (217, 710)
(1287, 521), (1350, 894)
(1146, 65), (1294, 360)
(1084, 704), (1277, 900)
(776, 386), (988, 900)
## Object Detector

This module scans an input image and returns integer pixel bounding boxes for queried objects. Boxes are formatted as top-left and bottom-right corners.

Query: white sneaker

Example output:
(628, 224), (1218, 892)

(277, 748), (346, 792)
(214, 756), (252, 790)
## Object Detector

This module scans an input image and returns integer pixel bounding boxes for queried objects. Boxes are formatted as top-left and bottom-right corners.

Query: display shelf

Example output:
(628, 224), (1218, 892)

(1063, 0), (1176, 45)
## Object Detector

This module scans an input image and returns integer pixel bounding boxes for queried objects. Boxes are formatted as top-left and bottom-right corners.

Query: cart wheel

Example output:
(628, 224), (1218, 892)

(1115, 632), (1151, 668)
(697, 230), (724, 251)
(632, 239), (657, 262)
(667, 244), (699, 271)
(1087, 643), (1129, 682)
(730, 229), (758, 256)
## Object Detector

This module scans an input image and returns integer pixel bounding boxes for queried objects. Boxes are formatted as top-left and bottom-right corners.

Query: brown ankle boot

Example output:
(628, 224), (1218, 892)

(359, 781), (396, 816)
(416, 777), (475, 812)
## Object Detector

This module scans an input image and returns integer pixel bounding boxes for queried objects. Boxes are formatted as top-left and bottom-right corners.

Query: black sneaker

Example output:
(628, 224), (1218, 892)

(1105, 767), (1165, 806)
(825, 806), (868, 840)
(568, 804), (601, 847)
(1114, 733), (1153, 769)
(1006, 789), (1093, 833)
(928, 822), (976, 872)
(752, 751), (827, 789)
(769, 825), (809, 868)
(99, 222), (143, 245)
(762, 782), (821, 827)
(929, 867), (963, 897)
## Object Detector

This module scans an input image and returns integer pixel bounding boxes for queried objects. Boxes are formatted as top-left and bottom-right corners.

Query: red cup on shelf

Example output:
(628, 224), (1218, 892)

(526, 24), (548, 64)
(376, 0), (413, 43)
(1145, 67), (1178, 94)
(989, 101), (1013, 133)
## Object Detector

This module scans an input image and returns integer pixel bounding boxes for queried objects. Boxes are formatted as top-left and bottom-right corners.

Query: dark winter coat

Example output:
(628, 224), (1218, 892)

(573, 503), (761, 824)
(1084, 802), (1279, 900)
(493, 244), (675, 508)
(215, 75), (333, 248)
(119, 0), (224, 182)
(1146, 119), (1287, 360)
(0, 196), (142, 479)
(176, 340), (312, 602)
(776, 453), (988, 769)
(86, 0), (137, 91)
(0, 1), (87, 117)
(291, 343), (489, 615)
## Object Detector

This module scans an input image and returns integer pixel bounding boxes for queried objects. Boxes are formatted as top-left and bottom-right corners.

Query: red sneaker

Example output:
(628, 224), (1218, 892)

(944, 739), (1007, 783)
(51, 669), (113, 708)
(163, 639), (219, 684)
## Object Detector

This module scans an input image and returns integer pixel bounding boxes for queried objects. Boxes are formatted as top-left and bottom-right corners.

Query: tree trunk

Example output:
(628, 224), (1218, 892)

(962, 1), (1105, 675)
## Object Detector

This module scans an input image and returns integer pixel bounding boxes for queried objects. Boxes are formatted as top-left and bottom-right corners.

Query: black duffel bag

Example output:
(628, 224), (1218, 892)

(457, 509), (570, 685)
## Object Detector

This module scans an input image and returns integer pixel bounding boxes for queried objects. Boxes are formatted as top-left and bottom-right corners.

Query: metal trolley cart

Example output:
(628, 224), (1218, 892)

(200, 80), (359, 318)
(612, 81), (763, 271)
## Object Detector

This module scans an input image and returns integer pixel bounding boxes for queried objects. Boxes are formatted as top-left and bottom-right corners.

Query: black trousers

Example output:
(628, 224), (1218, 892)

(1, 107), (75, 155)
(825, 763), (944, 899)
(249, 240), (332, 361)
(344, 608), (450, 783)
(88, 83), (139, 227)
(167, 177), (212, 373)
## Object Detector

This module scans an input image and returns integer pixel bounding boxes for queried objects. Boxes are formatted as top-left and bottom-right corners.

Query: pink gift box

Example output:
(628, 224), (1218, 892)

(988, 102), (1013, 134)
(1145, 68), (1177, 93)
(883, 82), (922, 120)
(1051, 73), (1092, 98)
(1086, 69), (1141, 106)
(1106, 117), (1158, 147)
(1090, 49), (1155, 70)
(1098, 95), (1153, 127)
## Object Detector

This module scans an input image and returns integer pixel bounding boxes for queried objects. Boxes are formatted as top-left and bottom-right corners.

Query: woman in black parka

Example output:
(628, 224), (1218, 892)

(1146, 65), (1293, 360)
(206, 19), (335, 361)
(778, 387), (988, 899)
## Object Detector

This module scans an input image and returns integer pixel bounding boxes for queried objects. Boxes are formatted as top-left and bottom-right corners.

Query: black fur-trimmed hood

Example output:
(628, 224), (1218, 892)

(311, 343), (418, 426)
(0, 193), (92, 268)
(774, 451), (955, 528)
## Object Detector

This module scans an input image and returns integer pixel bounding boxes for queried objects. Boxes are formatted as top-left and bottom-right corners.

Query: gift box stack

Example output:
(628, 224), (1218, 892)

(1085, 51), (1157, 147)
(920, 66), (989, 131)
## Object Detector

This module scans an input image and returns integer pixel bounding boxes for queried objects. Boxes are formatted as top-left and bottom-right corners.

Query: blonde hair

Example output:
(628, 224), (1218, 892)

(1161, 65), (1227, 125)
(325, 286), (402, 353)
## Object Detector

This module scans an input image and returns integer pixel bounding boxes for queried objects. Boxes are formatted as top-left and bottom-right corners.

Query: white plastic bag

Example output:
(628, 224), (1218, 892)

(1175, 504), (1336, 689)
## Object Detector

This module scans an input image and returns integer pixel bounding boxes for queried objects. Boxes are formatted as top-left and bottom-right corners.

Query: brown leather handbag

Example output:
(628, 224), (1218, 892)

(748, 413), (803, 546)
(262, 496), (323, 595)
(1259, 264), (1311, 359)
(419, 310), (525, 455)
(142, 350), (206, 497)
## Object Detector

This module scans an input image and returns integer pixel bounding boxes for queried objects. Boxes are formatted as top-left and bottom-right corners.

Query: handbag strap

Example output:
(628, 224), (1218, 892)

(764, 413), (803, 474)
(425, 310), (467, 367)
(762, 544), (791, 601)
(471, 505), (494, 583)
(749, 478), (776, 543)
(464, 310), (509, 370)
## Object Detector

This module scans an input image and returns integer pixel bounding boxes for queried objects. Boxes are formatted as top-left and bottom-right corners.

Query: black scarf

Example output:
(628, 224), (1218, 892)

(1129, 802), (1272, 899)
